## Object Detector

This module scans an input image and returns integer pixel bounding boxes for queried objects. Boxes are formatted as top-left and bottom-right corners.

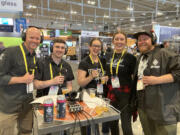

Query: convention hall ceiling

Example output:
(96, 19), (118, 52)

(22, 0), (180, 33)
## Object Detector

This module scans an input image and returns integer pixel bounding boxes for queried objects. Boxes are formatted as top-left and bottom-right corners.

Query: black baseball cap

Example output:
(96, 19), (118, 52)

(134, 31), (153, 39)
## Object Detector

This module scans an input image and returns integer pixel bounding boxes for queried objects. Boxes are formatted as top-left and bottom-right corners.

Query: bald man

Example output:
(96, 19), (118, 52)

(0, 27), (42, 135)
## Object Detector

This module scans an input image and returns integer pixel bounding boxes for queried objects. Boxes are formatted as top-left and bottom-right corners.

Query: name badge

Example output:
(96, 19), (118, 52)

(137, 79), (144, 91)
(111, 76), (120, 88)
(26, 82), (34, 93)
(97, 83), (103, 94)
(48, 85), (59, 95)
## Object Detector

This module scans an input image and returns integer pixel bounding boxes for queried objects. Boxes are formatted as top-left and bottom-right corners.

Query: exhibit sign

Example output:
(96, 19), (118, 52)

(0, 0), (23, 12)
(81, 31), (99, 37)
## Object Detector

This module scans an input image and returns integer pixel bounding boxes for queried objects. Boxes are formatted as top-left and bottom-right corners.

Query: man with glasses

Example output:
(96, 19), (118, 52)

(131, 31), (180, 135)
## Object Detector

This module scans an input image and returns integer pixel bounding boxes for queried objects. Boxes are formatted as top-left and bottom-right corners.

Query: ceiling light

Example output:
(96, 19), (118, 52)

(131, 24), (136, 27)
(113, 22), (117, 25)
(126, 6), (133, 11)
(130, 18), (135, 22)
(151, 21), (157, 24)
(88, 20), (93, 23)
(104, 15), (109, 18)
(157, 11), (163, 16)
(59, 17), (66, 20)
(87, 1), (95, 5)
(26, 4), (37, 9)
(141, 13), (146, 16)
(24, 13), (32, 16)
(71, 11), (77, 14)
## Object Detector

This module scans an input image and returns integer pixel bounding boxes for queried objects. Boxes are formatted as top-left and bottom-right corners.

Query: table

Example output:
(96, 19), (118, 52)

(33, 103), (120, 135)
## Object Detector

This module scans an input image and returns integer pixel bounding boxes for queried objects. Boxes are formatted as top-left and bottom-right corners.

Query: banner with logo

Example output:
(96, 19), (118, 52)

(0, 0), (23, 12)
(15, 18), (27, 33)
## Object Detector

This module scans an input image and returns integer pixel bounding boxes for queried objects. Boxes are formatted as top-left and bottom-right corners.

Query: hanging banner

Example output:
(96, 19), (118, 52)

(15, 18), (27, 33)
(81, 31), (99, 37)
(0, 0), (23, 12)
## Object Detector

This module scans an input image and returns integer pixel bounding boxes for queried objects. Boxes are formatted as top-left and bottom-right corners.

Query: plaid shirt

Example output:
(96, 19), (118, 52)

(107, 84), (130, 102)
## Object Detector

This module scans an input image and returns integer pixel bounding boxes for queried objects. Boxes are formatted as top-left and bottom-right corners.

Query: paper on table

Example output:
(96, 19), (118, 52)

(83, 91), (105, 109)
(31, 95), (58, 106)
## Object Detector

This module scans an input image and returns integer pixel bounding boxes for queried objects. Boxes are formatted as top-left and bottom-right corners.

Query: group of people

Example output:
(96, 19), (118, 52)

(0, 26), (179, 135)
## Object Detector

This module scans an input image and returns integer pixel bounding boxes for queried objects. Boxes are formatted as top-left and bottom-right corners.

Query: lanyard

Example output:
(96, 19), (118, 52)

(110, 49), (126, 75)
(19, 44), (36, 74)
(89, 55), (104, 76)
(49, 63), (63, 79)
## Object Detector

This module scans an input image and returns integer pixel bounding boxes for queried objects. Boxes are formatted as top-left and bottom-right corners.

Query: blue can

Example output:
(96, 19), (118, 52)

(57, 95), (66, 118)
(43, 98), (54, 123)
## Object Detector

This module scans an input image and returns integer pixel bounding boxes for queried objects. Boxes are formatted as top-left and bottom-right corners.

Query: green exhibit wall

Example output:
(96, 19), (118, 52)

(0, 37), (23, 47)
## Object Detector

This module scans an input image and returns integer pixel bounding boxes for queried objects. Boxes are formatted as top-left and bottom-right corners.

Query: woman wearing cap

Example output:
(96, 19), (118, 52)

(103, 31), (136, 135)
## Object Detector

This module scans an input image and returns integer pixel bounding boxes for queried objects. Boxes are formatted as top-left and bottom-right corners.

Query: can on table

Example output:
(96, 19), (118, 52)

(43, 98), (54, 123)
(57, 95), (66, 118)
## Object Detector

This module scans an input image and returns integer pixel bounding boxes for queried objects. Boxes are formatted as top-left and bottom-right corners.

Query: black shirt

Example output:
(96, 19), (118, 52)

(35, 56), (74, 97)
(106, 52), (136, 87)
(0, 44), (35, 113)
(78, 55), (106, 89)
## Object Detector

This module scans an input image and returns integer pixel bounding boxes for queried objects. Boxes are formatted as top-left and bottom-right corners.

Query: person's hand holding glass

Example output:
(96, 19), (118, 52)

(52, 74), (64, 86)
(100, 76), (108, 84)
(91, 69), (99, 79)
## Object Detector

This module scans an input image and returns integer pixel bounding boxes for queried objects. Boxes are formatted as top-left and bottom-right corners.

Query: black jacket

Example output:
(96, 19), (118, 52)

(132, 47), (180, 124)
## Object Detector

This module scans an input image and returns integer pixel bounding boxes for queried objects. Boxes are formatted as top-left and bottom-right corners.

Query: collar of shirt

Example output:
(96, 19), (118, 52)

(49, 55), (63, 67)
(22, 43), (36, 57)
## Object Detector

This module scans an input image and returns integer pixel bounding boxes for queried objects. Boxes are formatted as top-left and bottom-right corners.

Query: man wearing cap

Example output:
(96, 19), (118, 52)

(131, 31), (180, 135)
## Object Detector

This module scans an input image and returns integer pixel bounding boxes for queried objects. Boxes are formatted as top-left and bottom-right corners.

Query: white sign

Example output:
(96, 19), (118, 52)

(81, 31), (99, 37)
(0, 0), (23, 12)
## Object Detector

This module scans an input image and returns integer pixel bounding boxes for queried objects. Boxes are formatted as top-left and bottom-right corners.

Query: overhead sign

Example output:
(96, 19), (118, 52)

(81, 31), (99, 37)
(0, 0), (23, 12)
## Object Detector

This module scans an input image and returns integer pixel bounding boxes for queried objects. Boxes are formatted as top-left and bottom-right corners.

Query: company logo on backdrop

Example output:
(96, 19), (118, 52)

(1, 0), (16, 7)
(0, 0), (23, 12)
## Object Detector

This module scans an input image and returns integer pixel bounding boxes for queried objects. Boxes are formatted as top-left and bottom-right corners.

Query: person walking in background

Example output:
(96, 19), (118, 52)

(132, 31), (180, 135)
(0, 26), (42, 135)
(163, 41), (170, 48)
(103, 31), (136, 135)
(34, 38), (74, 97)
(78, 38), (108, 135)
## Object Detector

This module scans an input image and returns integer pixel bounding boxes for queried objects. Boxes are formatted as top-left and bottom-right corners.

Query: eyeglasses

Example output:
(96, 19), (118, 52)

(91, 44), (101, 49)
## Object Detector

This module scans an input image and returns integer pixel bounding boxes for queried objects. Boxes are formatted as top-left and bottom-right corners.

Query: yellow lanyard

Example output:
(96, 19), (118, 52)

(110, 50), (126, 75)
(49, 63), (63, 79)
(89, 55), (104, 76)
(19, 44), (36, 74)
